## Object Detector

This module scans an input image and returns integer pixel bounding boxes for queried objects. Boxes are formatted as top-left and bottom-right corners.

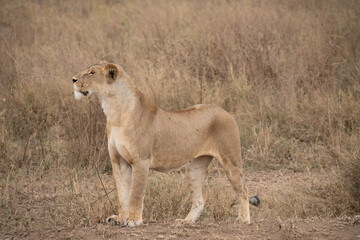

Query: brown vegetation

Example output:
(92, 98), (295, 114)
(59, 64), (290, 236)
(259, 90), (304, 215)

(0, 0), (359, 238)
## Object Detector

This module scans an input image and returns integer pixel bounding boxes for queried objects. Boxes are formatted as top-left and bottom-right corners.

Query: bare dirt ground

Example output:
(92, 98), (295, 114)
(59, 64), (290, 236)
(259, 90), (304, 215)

(23, 218), (360, 240)
(5, 169), (359, 240)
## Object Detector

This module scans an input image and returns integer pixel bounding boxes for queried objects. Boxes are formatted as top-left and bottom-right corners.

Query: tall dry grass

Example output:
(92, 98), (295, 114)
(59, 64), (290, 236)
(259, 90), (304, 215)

(0, 0), (359, 237)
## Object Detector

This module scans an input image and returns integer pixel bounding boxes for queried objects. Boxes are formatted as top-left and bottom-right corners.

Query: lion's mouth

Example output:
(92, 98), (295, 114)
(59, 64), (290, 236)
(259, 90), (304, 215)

(80, 91), (89, 96)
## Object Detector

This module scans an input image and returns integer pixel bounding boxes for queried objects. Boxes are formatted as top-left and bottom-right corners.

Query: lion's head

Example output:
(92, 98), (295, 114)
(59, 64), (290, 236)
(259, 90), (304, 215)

(72, 62), (120, 100)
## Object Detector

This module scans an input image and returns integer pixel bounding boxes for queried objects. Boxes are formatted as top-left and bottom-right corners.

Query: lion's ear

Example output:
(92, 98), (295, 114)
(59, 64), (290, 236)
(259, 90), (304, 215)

(102, 63), (119, 84)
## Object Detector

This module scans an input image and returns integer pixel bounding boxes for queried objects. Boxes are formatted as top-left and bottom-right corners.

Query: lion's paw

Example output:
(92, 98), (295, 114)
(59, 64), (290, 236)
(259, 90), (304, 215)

(127, 219), (143, 227)
(175, 218), (194, 224)
(105, 215), (127, 226)
(235, 217), (251, 224)
(106, 215), (143, 227)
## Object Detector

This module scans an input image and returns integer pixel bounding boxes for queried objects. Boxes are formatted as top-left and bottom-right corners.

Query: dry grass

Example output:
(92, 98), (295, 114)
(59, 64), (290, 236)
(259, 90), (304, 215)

(0, 0), (360, 238)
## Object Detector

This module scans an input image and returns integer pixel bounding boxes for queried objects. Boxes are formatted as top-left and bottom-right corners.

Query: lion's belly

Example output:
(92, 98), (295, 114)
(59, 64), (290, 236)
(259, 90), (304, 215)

(149, 115), (215, 171)
(149, 136), (210, 172)
(108, 115), (215, 170)
(150, 157), (193, 172)
(150, 149), (197, 170)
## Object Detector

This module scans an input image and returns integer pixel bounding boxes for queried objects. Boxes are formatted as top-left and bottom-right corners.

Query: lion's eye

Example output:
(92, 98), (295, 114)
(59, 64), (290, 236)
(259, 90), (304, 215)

(89, 71), (95, 75)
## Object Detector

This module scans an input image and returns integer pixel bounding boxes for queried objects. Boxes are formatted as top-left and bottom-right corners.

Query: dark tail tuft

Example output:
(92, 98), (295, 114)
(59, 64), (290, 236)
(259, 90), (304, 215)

(249, 196), (260, 206)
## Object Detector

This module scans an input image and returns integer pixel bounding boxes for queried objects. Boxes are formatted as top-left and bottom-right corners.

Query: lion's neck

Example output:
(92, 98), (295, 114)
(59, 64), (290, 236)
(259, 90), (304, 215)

(99, 77), (157, 125)
(99, 77), (137, 124)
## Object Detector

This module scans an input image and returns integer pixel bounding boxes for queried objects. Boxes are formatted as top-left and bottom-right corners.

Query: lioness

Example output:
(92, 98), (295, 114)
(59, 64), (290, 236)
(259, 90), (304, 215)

(72, 62), (259, 227)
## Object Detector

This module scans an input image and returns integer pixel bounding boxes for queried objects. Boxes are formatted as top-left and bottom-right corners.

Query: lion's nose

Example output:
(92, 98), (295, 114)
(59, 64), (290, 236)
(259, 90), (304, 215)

(72, 78), (77, 83)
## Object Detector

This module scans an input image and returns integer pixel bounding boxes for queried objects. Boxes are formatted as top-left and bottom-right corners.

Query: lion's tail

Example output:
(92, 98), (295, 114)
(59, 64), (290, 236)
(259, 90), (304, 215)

(249, 196), (260, 206)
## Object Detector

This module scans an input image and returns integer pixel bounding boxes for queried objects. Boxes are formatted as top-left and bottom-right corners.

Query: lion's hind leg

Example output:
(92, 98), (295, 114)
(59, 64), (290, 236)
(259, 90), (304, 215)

(221, 158), (250, 224)
(177, 156), (212, 224)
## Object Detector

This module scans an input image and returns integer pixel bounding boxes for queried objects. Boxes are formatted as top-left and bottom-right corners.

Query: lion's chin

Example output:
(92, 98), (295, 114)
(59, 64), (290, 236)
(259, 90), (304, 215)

(74, 87), (93, 100)
(74, 90), (85, 100)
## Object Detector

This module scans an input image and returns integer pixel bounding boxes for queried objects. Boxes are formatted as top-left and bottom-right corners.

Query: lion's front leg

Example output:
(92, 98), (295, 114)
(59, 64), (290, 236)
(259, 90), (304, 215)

(127, 160), (150, 227)
(106, 146), (132, 226)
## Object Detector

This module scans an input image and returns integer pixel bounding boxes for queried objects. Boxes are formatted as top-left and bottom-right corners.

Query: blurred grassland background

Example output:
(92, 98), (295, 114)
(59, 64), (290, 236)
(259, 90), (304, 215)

(0, 0), (359, 237)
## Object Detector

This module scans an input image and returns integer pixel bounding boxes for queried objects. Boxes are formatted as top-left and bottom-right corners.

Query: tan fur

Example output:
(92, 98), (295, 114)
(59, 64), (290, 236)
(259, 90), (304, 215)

(72, 63), (251, 226)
